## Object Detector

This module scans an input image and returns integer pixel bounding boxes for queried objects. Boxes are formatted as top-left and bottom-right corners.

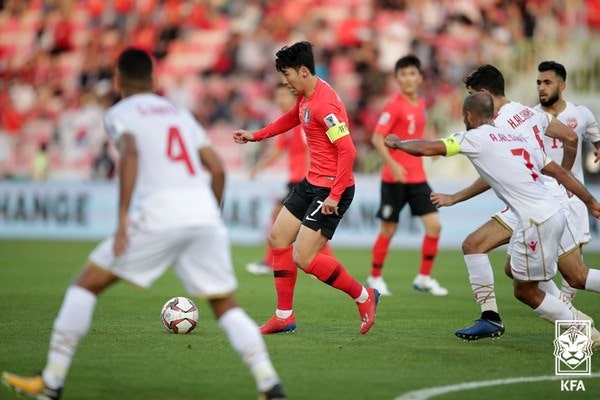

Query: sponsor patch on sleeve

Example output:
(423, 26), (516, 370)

(323, 113), (340, 128)
(377, 112), (391, 126)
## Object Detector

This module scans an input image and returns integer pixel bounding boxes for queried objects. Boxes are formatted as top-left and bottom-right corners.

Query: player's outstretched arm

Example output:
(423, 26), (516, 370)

(542, 161), (600, 218)
(545, 118), (578, 170)
(114, 133), (138, 256)
(233, 130), (256, 144)
(384, 134), (447, 157)
(199, 146), (226, 205)
(430, 177), (491, 207)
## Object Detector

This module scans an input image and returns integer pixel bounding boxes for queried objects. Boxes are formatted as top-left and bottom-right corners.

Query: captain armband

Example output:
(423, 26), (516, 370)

(326, 122), (350, 143)
(440, 136), (461, 157)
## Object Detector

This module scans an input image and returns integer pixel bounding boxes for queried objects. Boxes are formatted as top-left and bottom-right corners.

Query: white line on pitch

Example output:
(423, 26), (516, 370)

(394, 373), (600, 400)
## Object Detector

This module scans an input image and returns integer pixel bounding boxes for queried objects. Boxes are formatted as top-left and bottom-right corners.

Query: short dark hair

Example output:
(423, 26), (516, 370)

(463, 92), (494, 119)
(117, 47), (153, 81)
(463, 64), (505, 96)
(275, 41), (316, 75)
(538, 61), (567, 81)
(395, 55), (421, 73)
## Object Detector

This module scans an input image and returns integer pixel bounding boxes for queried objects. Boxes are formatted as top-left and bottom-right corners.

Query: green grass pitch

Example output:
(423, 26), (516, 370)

(1, 239), (598, 399)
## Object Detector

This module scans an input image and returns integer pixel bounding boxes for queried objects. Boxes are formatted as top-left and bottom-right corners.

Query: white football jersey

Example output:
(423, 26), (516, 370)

(534, 101), (600, 183)
(494, 101), (568, 203)
(103, 93), (221, 230)
(448, 124), (560, 224)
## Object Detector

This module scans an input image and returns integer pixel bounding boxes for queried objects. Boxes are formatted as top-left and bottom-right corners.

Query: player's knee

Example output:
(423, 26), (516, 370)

(461, 234), (482, 254)
(513, 284), (532, 304)
(561, 269), (587, 289)
(291, 248), (311, 270)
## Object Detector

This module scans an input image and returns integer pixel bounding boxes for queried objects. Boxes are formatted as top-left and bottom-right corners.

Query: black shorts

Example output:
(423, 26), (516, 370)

(278, 181), (300, 204)
(283, 178), (354, 239)
(376, 181), (437, 222)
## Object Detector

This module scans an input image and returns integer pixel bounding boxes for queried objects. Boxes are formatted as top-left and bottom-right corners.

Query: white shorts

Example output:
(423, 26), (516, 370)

(89, 223), (237, 297)
(494, 205), (578, 257)
(568, 198), (591, 245)
(508, 209), (566, 282)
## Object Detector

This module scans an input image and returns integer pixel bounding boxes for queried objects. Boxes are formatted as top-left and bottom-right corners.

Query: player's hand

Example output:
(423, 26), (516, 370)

(113, 223), (129, 257)
(233, 130), (255, 144)
(321, 197), (339, 216)
(384, 134), (401, 149)
(430, 192), (455, 208)
(589, 201), (600, 219)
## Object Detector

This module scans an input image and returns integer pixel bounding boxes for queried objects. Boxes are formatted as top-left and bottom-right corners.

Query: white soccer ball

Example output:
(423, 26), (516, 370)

(160, 296), (199, 334)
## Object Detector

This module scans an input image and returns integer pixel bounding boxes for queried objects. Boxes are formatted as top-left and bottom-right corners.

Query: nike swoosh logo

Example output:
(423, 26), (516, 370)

(306, 216), (317, 221)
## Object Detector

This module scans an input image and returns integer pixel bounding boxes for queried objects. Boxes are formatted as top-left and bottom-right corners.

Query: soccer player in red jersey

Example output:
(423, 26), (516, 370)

(366, 55), (447, 297)
(245, 83), (334, 276)
(233, 41), (379, 335)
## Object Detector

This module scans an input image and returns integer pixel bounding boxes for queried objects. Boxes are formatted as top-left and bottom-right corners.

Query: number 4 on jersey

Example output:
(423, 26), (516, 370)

(167, 126), (195, 175)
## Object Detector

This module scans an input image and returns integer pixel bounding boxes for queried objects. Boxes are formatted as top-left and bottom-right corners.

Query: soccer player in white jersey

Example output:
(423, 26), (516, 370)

(430, 65), (600, 342)
(1, 48), (286, 400)
(534, 60), (600, 300)
(386, 92), (600, 340)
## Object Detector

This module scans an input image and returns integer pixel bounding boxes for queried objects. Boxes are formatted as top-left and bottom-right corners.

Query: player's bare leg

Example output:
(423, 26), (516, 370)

(455, 219), (511, 340)
(210, 296), (285, 397)
(2, 263), (117, 399)
(246, 202), (286, 276)
(413, 212), (447, 296)
(259, 207), (302, 334)
(295, 226), (379, 334)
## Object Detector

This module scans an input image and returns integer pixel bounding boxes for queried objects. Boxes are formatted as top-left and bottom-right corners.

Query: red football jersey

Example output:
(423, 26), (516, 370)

(275, 125), (308, 184)
(253, 78), (356, 201)
(375, 94), (428, 183)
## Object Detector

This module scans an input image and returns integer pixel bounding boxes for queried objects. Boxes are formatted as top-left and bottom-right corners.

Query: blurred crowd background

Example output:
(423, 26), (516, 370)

(1, 0), (600, 182)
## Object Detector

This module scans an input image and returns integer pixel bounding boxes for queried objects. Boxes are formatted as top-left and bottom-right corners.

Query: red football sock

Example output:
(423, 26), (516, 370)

(263, 244), (274, 267)
(419, 235), (439, 276)
(305, 253), (363, 299)
(272, 246), (297, 311)
(371, 234), (391, 277)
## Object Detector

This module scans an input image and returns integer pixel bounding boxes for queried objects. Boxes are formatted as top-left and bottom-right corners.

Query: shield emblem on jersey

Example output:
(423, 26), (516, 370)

(303, 108), (310, 124)
(566, 117), (578, 129)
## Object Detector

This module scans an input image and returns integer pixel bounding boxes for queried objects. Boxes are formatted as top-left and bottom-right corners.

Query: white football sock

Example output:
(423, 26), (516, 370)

(538, 279), (574, 308)
(533, 292), (577, 323)
(275, 309), (292, 319)
(218, 307), (280, 392)
(43, 286), (97, 389)
(585, 269), (600, 292)
(464, 254), (498, 313)
(354, 287), (369, 303)
(560, 275), (577, 301)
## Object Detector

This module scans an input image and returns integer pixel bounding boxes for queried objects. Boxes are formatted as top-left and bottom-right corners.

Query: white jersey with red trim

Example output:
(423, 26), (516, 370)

(103, 93), (221, 230)
(448, 124), (560, 225)
(494, 101), (568, 201)
(534, 101), (600, 183)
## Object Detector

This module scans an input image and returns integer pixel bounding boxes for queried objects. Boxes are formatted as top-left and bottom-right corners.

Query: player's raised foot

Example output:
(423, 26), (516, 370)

(245, 261), (273, 276)
(259, 383), (287, 400)
(357, 288), (380, 334)
(260, 314), (296, 335)
(575, 310), (600, 349)
(1, 372), (62, 400)
(455, 318), (505, 341)
(412, 275), (448, 296)
(366, 276), (392, 296)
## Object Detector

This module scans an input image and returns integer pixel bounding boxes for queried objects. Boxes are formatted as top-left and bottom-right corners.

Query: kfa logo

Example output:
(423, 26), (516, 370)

(554, 320), (593, 391)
